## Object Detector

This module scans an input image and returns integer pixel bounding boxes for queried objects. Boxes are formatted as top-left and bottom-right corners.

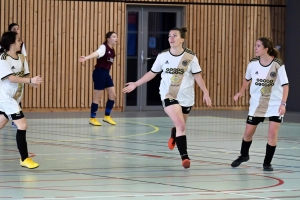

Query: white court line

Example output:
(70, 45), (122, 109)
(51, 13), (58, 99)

(12, 189), (289, 200)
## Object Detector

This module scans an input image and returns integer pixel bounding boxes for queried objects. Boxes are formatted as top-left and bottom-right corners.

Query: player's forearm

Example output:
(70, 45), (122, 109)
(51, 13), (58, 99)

(84, 52), (99, 60)
(135, 71), (157, 87)
(194, 73), (209, 95)
(281, 85), (289, 103)
(8, 75), (30, 84)
(239, 79), (250, 95)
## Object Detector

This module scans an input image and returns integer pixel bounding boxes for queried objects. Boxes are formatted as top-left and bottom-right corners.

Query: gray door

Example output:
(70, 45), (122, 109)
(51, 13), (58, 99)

(125, 6), (183, 111)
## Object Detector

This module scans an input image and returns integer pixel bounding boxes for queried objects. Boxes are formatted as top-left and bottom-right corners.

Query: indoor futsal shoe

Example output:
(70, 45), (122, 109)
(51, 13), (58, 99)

(20, 158), (39, 169)
(103, 115), (116, 125)
(231, 155), (249, 167)
(263, 164), (273, 171)
(89, 118), (101, 126)
(182, 159), (190, 169)
(168, 127), (176, 150)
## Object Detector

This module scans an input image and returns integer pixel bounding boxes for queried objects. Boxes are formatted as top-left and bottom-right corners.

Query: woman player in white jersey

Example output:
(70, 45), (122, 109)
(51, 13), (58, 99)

(123, 27), (212, 169)
(8, 23), (28, 127)
(79, 32), (118, 126)
(0, 31), (43, 169)
(231, 37), (289, 171)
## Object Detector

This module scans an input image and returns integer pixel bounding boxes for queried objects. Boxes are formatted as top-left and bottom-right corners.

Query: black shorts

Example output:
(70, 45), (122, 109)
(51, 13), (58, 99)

(246, 115), (282, 125)
(0, 111), (25, 120)
(93, 68), (114, 90)
(162, 99), (192, 114)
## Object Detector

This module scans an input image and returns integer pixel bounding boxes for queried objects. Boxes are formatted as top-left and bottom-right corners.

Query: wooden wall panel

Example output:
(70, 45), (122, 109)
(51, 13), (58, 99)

(0, 0), (285, 110)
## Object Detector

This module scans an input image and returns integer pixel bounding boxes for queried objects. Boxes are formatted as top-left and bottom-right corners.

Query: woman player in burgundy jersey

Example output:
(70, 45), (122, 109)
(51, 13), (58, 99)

(79, 32), (118, 126)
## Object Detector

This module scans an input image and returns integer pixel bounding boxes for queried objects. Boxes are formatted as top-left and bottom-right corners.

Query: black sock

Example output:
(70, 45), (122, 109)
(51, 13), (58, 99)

(263, 143), (276, 165)
(16, 129), (28, 161)
(240, 139), (252, 157)
(175, 135), (189, 160)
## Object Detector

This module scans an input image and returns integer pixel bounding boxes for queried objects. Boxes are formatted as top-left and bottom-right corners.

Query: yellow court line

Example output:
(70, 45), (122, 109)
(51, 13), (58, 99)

(28, 120), (160, 143)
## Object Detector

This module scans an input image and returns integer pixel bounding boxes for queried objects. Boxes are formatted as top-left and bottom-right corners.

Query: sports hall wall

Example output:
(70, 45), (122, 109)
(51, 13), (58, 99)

(0, 0), (286, 111)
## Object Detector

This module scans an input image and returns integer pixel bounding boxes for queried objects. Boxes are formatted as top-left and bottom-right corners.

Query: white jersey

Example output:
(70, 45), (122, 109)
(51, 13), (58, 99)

(0, 53), (30, 115)
(151, 48), (201, 107)
(245, 57), (289, 117)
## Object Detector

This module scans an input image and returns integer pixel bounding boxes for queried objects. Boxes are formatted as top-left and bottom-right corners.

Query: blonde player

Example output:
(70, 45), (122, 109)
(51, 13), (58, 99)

(0, 31), (43, 169)
(79, 32), (118, 126)
(231, 37), (289, 171)
(123, 27), (211, 169)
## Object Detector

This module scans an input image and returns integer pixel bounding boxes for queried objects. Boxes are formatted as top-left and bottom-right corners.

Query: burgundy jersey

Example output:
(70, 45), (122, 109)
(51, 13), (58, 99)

(94, 42), (115, 70)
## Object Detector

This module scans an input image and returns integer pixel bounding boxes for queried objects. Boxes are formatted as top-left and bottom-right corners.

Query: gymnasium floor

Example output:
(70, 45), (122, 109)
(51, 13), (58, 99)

(0, 110), (299, 200)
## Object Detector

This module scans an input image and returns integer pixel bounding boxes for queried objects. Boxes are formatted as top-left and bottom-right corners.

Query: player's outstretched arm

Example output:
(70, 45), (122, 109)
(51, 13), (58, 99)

(78, 52), (99, 63)
(8, 75), (43, 85)
(123, 71), (157, 93)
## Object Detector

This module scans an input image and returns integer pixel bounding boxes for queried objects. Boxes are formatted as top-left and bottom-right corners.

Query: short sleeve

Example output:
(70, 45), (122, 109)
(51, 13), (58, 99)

(190, 56), (201, 74)
(96, 44), (106, 58)
(0, 60), (14, 80)
(151, 54), (163, 73)
(278, 65), (289, 86)
(245, 63), (252, 81)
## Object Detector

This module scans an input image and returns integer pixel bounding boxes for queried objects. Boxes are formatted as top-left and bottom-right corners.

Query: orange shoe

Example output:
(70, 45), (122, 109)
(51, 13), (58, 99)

(182, 159), (190, 169)
(168, 127), (176, 150)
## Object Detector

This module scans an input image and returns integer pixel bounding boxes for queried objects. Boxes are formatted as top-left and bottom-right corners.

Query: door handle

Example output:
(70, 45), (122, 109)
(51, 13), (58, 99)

(141, 50), (151, 64)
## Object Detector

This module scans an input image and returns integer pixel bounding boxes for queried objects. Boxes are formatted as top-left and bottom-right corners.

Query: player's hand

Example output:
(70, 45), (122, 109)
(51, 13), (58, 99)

(78, 56), (86, 62)
(123, 82), (137, 93)
(233, 92), (243, 101)
(203, 93), (212, 106)
(29, 83), (38, 88)
(278, 105), (286, 116)
(31, 75), (43, 84)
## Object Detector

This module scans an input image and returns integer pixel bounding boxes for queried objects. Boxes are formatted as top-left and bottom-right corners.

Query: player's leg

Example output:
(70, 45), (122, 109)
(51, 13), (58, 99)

(89, 69), (105, 126)
(103, 74), (116, 125)
(231, 116), (264, 167)
(263, 117), (281, 171)
(164, 100), (190, 169)
(0, 111), (9, 128)
(168, 106), (191, 150)
(11, 102), (21, 128)
(12, 112), (39, 169)
(103, 86), (116, 125)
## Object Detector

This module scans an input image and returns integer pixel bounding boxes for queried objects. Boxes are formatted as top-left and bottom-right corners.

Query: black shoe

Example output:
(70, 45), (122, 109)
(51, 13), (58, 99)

(263, 164), (273, 171)
(231, 155), (250, 167)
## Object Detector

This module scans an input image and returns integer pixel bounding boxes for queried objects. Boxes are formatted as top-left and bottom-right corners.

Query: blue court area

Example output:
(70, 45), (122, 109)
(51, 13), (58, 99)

(0, 110), (300, 199)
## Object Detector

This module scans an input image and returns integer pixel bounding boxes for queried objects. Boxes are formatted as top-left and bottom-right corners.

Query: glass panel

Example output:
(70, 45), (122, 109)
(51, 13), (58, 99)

(146, 12), (177, 106)
(126, 12), (139, 106)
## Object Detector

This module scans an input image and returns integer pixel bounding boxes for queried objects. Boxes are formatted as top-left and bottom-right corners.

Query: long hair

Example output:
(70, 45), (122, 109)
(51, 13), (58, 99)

(0, 31), (18, 53)
(258, 37), (280, 59)
(103, 31), (116, 44)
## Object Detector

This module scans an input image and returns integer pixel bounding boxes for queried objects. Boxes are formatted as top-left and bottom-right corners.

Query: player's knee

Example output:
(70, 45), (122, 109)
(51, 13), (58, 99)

(16, 122), (28, 130)
(176, 122), (186, 133)
(268, 131), (277, 141)
(108, 92), (116, 100)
